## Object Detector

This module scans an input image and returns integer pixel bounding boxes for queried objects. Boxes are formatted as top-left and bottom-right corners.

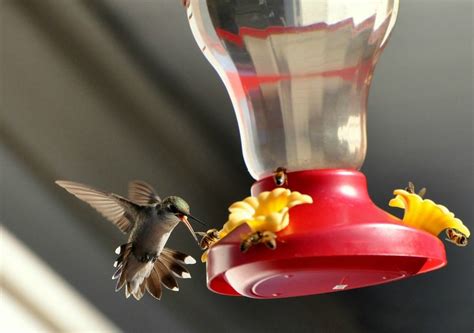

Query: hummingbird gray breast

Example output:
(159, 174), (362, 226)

(131, 208), (179, 260)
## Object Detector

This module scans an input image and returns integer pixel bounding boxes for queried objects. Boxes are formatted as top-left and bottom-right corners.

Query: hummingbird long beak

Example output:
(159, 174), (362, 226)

(187, 214), (207, 227)
(179, 215), (199, 243)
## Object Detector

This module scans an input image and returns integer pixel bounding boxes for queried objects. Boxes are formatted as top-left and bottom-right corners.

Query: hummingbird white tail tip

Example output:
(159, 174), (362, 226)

(115, 246), (121, 255)
(184, 256), (196, 264)
(182, 272), (191, 279)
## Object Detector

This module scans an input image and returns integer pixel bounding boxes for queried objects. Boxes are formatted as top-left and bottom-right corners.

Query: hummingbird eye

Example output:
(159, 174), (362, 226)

(168, 204), (179, 214)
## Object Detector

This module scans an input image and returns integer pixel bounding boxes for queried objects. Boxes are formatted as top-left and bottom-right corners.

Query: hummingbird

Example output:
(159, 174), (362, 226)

(55, 180), (205, 300)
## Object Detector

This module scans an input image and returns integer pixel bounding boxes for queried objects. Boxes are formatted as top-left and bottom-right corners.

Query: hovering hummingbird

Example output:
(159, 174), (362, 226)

(55, 180), (205, 300)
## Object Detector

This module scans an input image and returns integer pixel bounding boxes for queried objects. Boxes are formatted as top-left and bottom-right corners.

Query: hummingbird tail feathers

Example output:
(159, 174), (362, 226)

(161, 248), (196, 265)
(113, 242), (153, 300)
(159, 248), (195, 279)
(154, 260), (179, 291)
(112, 245), (196, 300)
(112, 243), (133, 287)
(148, 248), (196, 293)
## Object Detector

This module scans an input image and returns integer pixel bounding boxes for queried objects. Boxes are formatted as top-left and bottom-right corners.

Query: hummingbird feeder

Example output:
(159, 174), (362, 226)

(186, 0), (466, 299)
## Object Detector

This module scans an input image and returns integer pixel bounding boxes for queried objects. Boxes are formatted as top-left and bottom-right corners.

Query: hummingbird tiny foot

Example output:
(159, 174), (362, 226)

(138, 252), (159, 263)
(240, 231), (277, 253)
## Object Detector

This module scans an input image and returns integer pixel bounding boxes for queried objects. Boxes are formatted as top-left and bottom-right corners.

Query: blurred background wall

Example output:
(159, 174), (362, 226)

(1, 0), (472, 332)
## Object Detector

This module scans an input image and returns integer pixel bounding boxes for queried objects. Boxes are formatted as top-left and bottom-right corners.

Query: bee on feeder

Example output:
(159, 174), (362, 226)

(273, 167), (288, 186)
(198, 189), (312, 263)
(240, 231), (277, 253)
(445, 228), (468, 247)
(196, 229), (220, 250)
(405, 181), (426, 198)
(389, 184), (470, 248)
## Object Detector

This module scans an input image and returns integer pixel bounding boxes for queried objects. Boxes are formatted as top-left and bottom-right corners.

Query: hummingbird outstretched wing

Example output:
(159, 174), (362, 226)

(128, 180), (161, 205)
(56, 180), (139, 233)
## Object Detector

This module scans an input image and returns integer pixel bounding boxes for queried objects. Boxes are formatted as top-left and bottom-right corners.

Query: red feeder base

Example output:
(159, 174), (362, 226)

(206, 169), (447, 299)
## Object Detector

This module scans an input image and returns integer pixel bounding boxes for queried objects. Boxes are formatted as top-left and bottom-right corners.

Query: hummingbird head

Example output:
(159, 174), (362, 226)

(163, 196), (190, 216)
(162, 196), (206, 243)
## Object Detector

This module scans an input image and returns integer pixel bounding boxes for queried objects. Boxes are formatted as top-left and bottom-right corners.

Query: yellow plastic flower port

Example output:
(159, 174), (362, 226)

(389, 189), (470, 246)
(200, 188), (313, 262)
